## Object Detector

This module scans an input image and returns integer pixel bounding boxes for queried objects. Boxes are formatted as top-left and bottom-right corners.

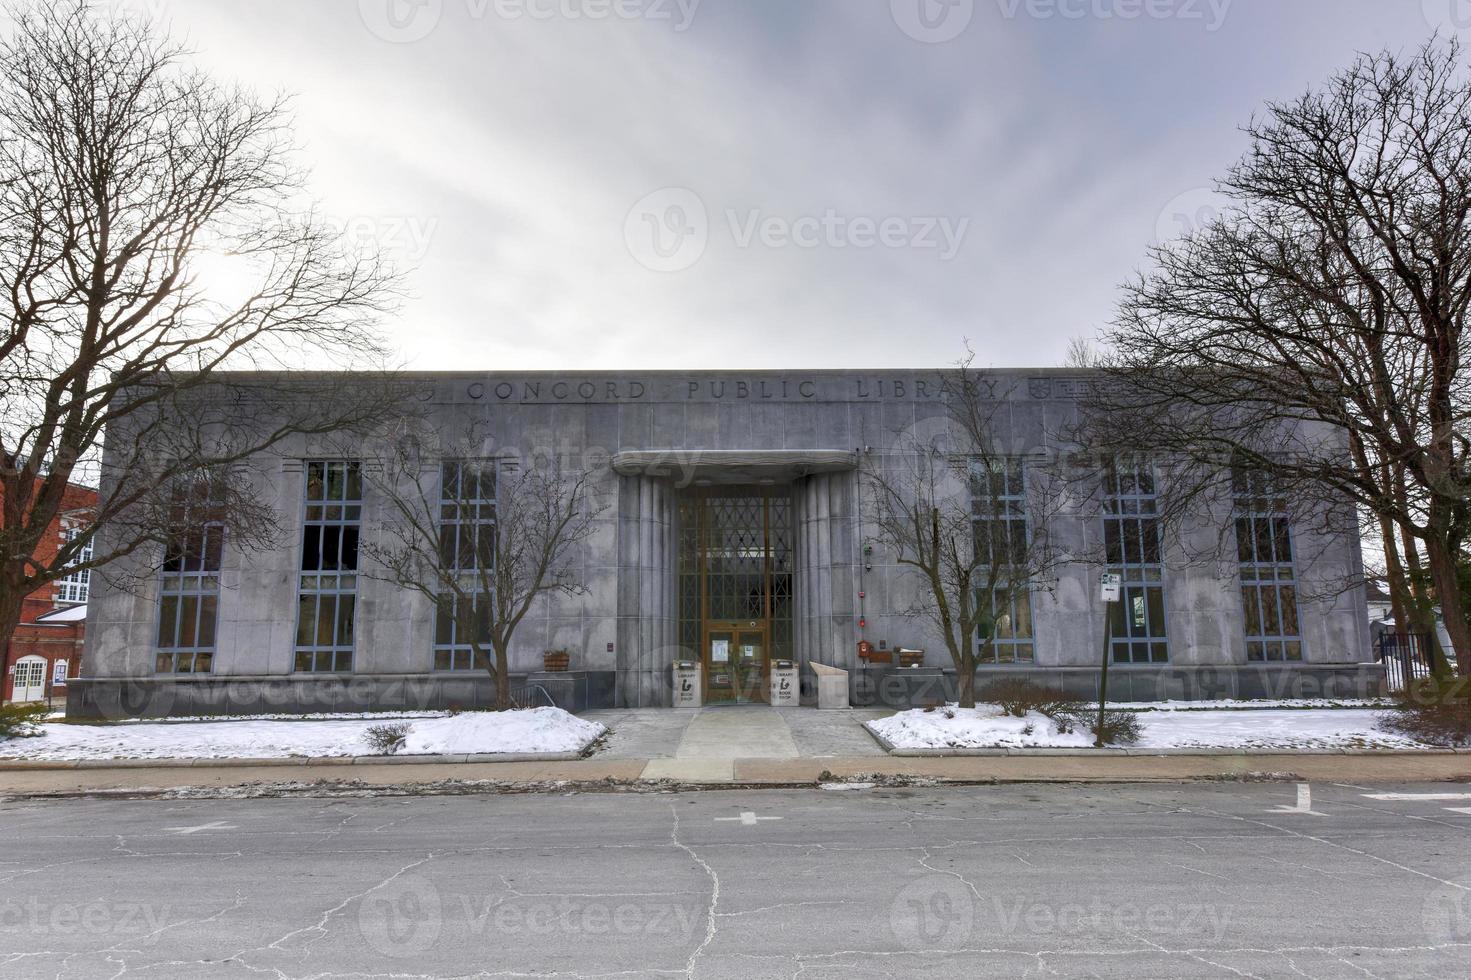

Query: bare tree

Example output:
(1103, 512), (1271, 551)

(866, 358), (1063, 708)
(1081, 38), (1471, 670)
(0, 6), (400, 652)
(359, 428), (604, 711)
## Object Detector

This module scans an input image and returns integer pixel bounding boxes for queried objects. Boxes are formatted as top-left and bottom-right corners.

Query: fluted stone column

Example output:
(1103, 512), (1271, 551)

(794, 472), (858, 671)
(615, 475), (678, 706)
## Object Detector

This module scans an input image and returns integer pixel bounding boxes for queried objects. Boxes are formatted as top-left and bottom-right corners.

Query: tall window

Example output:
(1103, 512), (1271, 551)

(1235, 470), (1303, 661)
(434, 460), (496, 671)
(56, 527), (92, 604)
(156, 479), (225, 673)
(971, 458), (1033, 663)
(1103, 456), (1168, 663)
(295, 461), (361, 672)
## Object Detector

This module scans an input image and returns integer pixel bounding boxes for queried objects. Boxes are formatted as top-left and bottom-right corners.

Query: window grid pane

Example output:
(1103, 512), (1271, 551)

(1103, 456), (1169, 663)
(295, 461), (362, 673)
(972, 459), (1035, 664)
(56, 527), (93, 604)
(434, 461), (498, 671)
(1234, 471), (1304, 662)
(156, 477), (226, 674)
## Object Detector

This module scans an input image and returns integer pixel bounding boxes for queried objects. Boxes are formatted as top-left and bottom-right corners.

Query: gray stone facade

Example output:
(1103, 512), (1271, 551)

(70, 370), (1382, 718)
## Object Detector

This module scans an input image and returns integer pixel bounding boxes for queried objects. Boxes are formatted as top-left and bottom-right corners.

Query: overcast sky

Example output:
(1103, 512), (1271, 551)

(145, 0), (1465, 371)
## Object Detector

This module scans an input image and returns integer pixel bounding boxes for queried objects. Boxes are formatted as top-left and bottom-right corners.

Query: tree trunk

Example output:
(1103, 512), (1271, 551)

(957, 651), (976, 709)
(1397, 498), (1453, 678)
(1378, 511), (1409, 633)
(0, 582), (26, 657)
(490, 640), (512, 711)
(1424, 533), (1471, 677)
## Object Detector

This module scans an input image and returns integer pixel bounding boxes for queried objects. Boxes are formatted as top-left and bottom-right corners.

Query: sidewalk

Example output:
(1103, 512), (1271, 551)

(4, 749), (1471, 797)
(6, 705), (1470, 796)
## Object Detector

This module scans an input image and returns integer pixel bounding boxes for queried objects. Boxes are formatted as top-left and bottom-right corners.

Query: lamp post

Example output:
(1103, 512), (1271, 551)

(1096, 573), (1121, 748)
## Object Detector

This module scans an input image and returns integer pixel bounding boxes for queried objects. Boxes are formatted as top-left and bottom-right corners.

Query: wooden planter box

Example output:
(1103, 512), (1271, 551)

(898, 650), (925, 667)
(542, 652), (571, 672)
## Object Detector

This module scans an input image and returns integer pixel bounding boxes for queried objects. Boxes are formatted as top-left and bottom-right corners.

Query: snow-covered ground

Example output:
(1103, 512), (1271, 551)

(868, 706), (1426, 751)
(0, 707), (606, 761)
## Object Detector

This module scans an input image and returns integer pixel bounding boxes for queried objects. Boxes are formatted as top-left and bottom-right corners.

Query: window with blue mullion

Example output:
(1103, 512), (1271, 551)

(1102, 456), (1169, 663)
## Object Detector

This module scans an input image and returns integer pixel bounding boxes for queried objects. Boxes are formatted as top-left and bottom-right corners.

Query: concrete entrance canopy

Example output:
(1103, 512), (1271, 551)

(611, 450), (857, 485)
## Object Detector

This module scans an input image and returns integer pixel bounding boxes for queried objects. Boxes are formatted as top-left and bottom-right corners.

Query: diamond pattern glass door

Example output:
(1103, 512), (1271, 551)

(677, 488), (793, 703)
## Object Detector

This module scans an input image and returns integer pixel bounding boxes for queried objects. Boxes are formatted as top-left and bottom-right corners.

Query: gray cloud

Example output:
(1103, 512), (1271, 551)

(155, 0), (1448, 369)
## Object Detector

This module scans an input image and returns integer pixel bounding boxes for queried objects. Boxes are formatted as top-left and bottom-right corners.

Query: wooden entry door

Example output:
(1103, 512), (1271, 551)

(704, 621), (768, 704)
(10, 656), (46, 702)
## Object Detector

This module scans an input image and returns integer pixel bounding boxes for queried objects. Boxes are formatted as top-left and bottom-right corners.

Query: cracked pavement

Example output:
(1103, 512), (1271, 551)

(3, 781), (1471, 978)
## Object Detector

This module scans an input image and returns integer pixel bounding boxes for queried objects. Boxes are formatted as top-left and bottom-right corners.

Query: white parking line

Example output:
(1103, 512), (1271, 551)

(714, 812), (781, 826)
(1269, 783), (1326, 816)
(164, 821), (237, 835)
(1362, 793), (1471, 801)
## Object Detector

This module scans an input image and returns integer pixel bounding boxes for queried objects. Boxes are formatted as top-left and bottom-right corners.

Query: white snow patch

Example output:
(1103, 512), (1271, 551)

(0, 707), (605, 761)
(868, 706), (1425, 750)
(869, 708), (1093, 749)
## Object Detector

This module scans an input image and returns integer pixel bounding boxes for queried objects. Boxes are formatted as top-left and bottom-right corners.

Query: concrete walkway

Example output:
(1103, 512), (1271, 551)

(6, 751), (1471, 797)
(6, 703), (1471, 795)
(583, 706), (889, 783)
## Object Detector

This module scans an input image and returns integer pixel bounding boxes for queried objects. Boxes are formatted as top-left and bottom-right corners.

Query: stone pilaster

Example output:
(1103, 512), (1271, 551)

(614, 474), (677, 706)
(794, 472), (858, 671)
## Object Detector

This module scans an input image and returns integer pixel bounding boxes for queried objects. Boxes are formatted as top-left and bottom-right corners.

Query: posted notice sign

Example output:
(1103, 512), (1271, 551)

(1100, 573), (1121, 603)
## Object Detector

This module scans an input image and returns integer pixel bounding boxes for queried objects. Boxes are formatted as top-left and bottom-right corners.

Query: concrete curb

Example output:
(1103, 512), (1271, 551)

(0, 751), (586, 771)
(860, 724), (1459, 757)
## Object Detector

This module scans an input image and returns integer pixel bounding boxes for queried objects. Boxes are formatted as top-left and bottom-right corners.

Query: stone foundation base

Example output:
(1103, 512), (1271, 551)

(849, 663), (1388, 709)
(65, 671), (618, 720)
(65, 663), (1387, 718)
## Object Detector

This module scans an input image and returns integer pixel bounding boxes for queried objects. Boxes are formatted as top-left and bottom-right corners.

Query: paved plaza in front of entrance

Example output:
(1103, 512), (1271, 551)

(581, 706), (891, 781)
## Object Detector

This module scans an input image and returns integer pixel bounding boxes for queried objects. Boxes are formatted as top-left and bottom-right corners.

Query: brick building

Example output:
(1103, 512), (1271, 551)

(4, 480), (96, 705)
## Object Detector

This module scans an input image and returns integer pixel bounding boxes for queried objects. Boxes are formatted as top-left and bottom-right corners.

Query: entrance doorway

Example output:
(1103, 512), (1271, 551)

(678, 487), (793, 705)
(704, 620), (768, 703)
(10, 655), (46, 702)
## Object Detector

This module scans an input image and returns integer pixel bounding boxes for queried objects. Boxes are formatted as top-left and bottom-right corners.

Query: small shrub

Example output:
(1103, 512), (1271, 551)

(362, 722), (412, 755)
(1021, 722), (1034, 736)
(1053, 713), (1076, 735)
(1056, 707), (1143, 746)
(942, 707), (956, 720)
(0, 702), (49, 740)
(977, 678), (1082, 718)
(1378, 679), (1471, 746)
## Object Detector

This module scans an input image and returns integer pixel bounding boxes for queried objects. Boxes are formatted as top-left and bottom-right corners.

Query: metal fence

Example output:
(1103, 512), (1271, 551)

(1376, 632), (1435, 693)
(507, 682), (556, 709)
